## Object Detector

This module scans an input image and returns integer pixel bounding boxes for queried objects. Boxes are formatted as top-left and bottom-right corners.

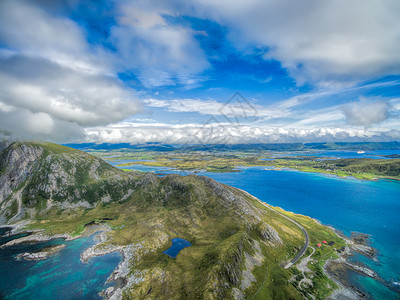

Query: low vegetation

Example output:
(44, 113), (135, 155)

(95, 149), (400, 180)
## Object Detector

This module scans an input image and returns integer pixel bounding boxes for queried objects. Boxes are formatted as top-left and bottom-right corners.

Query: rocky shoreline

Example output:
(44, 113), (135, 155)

(79, 229), (150, 300)
(0, 222), (115, 250)
(101, 245), (147, 300)
(0, 219), (387, 300)
(15, 244), (66, 261)
(0, 229), (79, 248)
(324, 231), (384, 299)
(0, 221), (33, 236)
(80, 230), (123, 263)
(350, 232), (377, 260)
(1, 222), (142, 299)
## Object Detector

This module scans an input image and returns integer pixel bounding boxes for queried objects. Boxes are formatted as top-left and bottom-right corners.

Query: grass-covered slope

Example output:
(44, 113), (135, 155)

(0, 141), (346, 299)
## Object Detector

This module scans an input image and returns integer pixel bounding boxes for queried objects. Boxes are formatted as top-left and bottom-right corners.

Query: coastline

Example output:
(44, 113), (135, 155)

(112, 158), (400, 183)
(237, 186), (382, 299)
(322, 228), (386, 299)
(0, 222), (147, 300)
(0, 222), (131, 299)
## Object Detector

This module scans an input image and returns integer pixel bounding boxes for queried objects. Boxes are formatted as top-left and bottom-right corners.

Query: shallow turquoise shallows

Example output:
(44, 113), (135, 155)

(0, 232), (120, 300)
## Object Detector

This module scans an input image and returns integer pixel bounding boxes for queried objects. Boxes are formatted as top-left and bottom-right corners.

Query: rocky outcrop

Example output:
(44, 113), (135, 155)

(0, 232), (74, 248)
(0, 143), (43, 204)
(259, 223), (282, 244)
(223, 242), (244, 286)
(240, 241), (264, 290)
(15, 244), (66, 261)
(350, 232), (377, 260)
(0, 142), (138, 224)
(81, 231), (123, 263)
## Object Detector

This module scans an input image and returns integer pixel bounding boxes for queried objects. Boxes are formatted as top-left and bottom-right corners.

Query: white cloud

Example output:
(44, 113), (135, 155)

(143, 93), (399, 130)
(144, 98), (280, 119)
(341, 98), (391, 128)
(0, 56), (140, 126)
(84, 121), (400, 144)
(109, 1), (210, 87)
(0, 109), (86, 142)
(0, 0), (110, 75)
(0, 0), (398, 144)
(0, 0), (141, 142)
(189, 0), (400, 85)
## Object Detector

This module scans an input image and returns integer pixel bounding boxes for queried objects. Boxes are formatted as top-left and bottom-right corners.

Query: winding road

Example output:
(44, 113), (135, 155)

(256, 198), (309, 268)
(248, 192), (310, 299)
(239, 189), (310, 268)
(283, 221), (309, 269)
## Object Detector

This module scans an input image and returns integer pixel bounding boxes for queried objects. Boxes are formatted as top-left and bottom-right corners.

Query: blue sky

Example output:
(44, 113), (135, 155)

(0, 0), (399, 144)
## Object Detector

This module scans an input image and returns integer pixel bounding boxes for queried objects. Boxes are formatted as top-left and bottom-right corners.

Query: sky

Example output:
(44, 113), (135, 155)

(0, 0), (399, 144)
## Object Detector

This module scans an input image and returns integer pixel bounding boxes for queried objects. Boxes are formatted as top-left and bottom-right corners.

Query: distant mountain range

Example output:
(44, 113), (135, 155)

(65, 141), (400, 152)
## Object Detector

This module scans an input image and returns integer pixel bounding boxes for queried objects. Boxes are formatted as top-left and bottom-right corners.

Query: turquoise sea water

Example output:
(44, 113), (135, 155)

(0, 232), (120, 299)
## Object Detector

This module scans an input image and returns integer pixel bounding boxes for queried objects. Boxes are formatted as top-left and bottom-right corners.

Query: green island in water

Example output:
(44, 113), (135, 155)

(0, 141), (395, 299)
(89, 143), (400, 181)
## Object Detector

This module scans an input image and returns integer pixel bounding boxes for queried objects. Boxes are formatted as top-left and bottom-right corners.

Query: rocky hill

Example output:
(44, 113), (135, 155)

(0, 141), (346, 299)
(0, 141), (138, 224)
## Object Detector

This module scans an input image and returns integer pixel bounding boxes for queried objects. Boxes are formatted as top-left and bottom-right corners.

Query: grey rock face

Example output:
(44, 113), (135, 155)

(260, 223), (282, 244)
(0, 142), (137, 223)
(0, 143), (43, 203)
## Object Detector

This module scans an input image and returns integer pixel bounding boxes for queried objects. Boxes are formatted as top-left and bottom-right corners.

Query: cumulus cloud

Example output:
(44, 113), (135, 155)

(0, 0), (141, 142)
(0, 0), (109, 75)
(0, 55), (140, 126)
(189, 0), (400, 85)
(341, 98), (391, 128)
(84, 121), (399, 144)
(0, 109), (85, 142)
(109, 1), (210, 87)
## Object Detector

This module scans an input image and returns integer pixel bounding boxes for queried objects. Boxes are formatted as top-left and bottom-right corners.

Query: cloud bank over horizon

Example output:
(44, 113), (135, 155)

(84, 122), (400, 145)
(0, 0), (399, 143)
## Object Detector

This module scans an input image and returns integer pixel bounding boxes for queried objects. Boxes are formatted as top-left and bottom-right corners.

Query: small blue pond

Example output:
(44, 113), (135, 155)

(162, 238), (191, 258)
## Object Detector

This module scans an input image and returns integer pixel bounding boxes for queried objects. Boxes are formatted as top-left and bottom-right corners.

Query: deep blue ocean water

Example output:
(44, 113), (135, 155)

(162, 238), (192, 258)
(0, 232), (120, 299)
